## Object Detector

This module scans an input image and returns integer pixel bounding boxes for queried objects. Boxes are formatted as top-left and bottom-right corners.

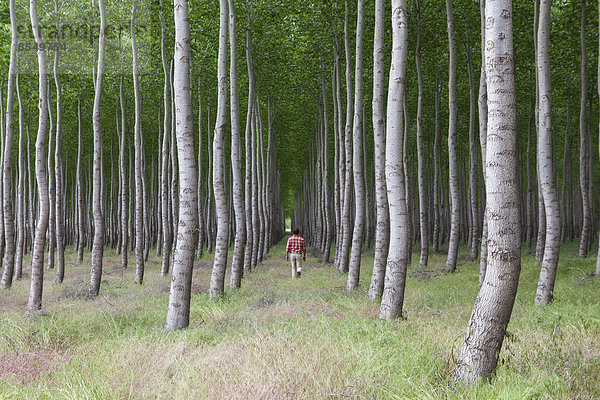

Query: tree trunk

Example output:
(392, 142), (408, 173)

(119, 60), (128, 270)
(579, 0), (591, 258)
(47, 82), (55, 271)
(165, 0), (198, 330)
(433, 77), (441, 253)
(347, 0), (366, 291)
(466, 34), (478, 262)
(28, 0), (50, 312)
(210, 0), (230, 299)
(379, 0), (409, 320)
(229, 0), (246, 289)
(132, 4), (145, 284)
(243, 14), (255, 273)
(14, 69), (25, 281)
(77, 100), (84, 263)
(338, 0), (354, 274)
(535, 0), (561, 305)
(454, 0), (521, 382)
(478, 0), (488, 285)
(415, 0), (428, 267)
(0, 0), (17, 289)
(368, 0), (389, 300)
(88, 0), (106, 297)
(445, 0), (459, 273)
(159, 4), (172, 276)
(53, 0), (65, 283)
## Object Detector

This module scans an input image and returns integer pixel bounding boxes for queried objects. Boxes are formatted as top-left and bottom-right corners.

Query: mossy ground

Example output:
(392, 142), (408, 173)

(1, 240), (599, 399)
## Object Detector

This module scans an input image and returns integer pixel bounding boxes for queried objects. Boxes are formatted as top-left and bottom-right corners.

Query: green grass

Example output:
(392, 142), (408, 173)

(0, 240), (599, 399)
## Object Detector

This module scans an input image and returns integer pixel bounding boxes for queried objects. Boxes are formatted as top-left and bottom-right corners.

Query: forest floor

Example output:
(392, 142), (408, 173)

(0, 240), (599, 399)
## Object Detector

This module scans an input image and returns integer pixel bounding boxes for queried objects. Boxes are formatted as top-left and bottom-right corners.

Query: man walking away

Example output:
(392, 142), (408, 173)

(286, 228), (306, 278)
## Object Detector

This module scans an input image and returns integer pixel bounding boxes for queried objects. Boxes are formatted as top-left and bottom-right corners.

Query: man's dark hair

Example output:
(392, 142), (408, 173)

(293, 228), (300, 235)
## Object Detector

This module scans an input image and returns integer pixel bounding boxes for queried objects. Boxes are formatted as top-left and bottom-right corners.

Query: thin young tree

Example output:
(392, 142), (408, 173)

(165, 0), (198, 331)
(229, 0), (246, 289)
(415, 0), (428, 267)
(478, 0), (488, 285)
(209, 0), (230, 298)
(28, 0), (50, 312)
(347, 0), (366, 291)
(54, 0), (65, 283)
(445, 0), (459, 273)
(0, 0), (17, 289)
(535, 0), (561, 305)
(14, 70), (25, 281)
(338, 0), (354, 274)
(88, 0), (106, 297)
(159, 2), (172, 276)
(454, 0), (521, 382)
(132, 4), (145, 284)
(379, 0), (409, 320)
(579, 0), (591, 258)
(368, 0), (389, 300)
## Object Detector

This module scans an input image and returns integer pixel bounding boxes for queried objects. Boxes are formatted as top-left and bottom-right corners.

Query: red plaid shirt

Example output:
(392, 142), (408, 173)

(286, 235), (306, 254)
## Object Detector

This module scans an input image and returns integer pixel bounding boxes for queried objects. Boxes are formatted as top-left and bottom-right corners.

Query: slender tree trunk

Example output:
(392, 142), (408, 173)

(415, 0), (428, 267)
(369, 0), (389, 299)
(132, 5), (144, 284)
(28, 0), (50, 312)
(454, 0), (521, 382)
(210, 0), (230, 298)
(229, 0), (246, 289)
(347, 0), (366, 291)
(526, 72), (535, 249)
(196, 80), (205, 258)
(379, 0), (409, 320)
(165, 0), (198, 330)
(88, 0), (106, 297)
(119, 66), (128, 269)
(445, 0), (459, 273)
(339, 0), (354, 274)
(596, 0), (600, 276)
(159, 4), (172, 276)
(0, 0), (17, 289)
(579, 0), (591, 258)
(478, 0), (488, 285)
(466, 34), (478, 262)
(47, 83), (55, 271)
(535, 0), (561, 305)
(243, 15), (255, 273)
(75, 100), (83, 262)
(54, 0), (65, 283)
(433, 77), (441, 253)
(14, 70), (24, 281)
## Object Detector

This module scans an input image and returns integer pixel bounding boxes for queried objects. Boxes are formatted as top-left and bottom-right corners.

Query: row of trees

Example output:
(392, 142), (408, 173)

(0, 0), (285, 330)
(292, 0), (600, 384)
(1, 0), (599, 385)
